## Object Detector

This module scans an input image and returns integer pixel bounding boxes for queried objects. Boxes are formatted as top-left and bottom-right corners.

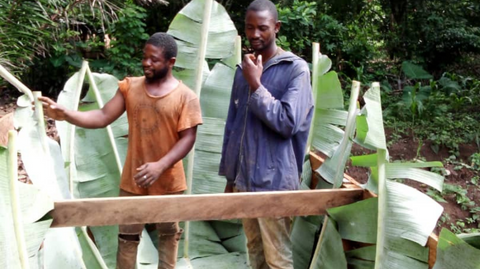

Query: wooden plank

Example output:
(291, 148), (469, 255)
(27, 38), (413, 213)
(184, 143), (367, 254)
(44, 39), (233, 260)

(309, 151), (376, 198)
(426, 233), (438, 269)
(50, 189), (363, 228)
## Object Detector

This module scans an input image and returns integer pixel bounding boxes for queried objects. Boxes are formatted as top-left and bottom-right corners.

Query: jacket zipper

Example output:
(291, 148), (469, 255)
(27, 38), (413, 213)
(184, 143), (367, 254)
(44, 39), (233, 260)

(235, 87), (251, 189)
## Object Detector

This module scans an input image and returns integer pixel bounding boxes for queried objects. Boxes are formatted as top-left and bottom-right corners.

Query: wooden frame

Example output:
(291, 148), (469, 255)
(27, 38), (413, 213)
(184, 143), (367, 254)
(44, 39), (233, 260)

(46, 150), (438, 268)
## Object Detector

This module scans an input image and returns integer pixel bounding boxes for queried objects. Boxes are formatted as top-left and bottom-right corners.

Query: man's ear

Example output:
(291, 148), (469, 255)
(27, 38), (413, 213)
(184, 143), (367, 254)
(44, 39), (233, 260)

(169, 57), (176, 67)
(275, 21), (281, 34)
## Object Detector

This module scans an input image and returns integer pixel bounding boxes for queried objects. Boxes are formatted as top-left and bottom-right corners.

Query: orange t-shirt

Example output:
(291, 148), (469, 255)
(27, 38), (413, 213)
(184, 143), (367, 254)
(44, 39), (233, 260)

(118, 77), (203, 195)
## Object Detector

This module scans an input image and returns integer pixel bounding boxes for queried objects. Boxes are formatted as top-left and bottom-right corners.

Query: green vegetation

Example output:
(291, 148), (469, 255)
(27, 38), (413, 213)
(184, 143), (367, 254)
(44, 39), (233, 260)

(1, 0), (480, 267)
(3, 0), (478, 159)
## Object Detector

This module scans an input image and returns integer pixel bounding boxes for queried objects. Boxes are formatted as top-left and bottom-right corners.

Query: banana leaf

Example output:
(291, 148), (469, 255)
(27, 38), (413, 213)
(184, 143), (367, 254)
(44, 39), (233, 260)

(0, 132), (53, 269)
(292, 46), (335, 269)
(56, 65), (128, 268)
(345, 246), (376, 269)
(306, 43), (331, 151)
(457, 233), (480, 249)
(301, 44), (362, 268)
(327, 198), (378, 244)
(2, 64), (110, 268)
(14, 90), (100, 268)
(308, 79), (360, 267)
(302, 82), (444, 269)
(309, 218), (348, 269)
(351, 83), (443, 269)
(167, 0), (237, 91)
(310, 72), (346, 158)
(293, 47), (354, 269)
(433, 229), (480, 269)
(316, 81), (360, 188)
(291, 216), (321, 269)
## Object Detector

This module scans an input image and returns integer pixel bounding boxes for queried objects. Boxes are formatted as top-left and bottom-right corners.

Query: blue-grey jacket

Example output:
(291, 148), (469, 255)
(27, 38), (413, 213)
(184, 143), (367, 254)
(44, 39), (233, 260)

(219, 51), (314, 192)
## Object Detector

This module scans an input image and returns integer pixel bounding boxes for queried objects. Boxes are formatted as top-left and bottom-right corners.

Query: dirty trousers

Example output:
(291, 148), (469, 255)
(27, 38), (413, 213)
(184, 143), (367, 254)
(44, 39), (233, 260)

(234, 188), (293, 269)
(242, 216), (294, 269)
(116, 189), (183, 269)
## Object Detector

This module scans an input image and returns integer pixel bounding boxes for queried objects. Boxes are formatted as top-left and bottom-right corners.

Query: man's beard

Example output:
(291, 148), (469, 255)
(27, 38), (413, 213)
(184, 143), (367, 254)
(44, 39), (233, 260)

(145, 67), (169, 82)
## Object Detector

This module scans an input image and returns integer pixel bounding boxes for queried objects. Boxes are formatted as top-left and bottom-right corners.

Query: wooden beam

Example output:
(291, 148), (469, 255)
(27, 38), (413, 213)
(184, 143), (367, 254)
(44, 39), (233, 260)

(310, 151), (376, 199)
(50, 189), (363, 228)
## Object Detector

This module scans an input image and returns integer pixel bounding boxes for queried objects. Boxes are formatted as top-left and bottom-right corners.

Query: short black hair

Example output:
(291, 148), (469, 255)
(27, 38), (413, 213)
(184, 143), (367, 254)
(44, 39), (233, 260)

(145, 32), (178, 60)
(246, 0), (278, 21)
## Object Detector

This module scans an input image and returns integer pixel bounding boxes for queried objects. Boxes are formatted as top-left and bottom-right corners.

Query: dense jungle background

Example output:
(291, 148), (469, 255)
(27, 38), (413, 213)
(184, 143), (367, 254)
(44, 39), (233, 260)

(1, 0), (479, 236)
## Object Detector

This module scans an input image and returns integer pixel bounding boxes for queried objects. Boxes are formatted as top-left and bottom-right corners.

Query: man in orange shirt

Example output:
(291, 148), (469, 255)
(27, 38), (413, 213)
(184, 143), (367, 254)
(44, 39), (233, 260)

(39, 33), (203, 269)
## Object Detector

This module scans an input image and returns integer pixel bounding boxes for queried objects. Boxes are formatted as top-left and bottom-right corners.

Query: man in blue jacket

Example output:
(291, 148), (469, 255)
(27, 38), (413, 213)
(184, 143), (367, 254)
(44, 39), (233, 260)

(219, 0), (313, 268)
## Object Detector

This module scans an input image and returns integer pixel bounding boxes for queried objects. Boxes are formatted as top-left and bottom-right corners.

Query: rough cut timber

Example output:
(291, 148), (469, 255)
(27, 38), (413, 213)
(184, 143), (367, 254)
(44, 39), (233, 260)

(49, 189), (363, 228)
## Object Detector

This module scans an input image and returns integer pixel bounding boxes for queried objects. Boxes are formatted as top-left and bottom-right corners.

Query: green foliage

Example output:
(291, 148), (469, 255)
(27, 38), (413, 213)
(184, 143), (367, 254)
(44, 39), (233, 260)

(0, 0), (53, 71)
(0, 0), (54, 89)
(400, 82), (433, 123)
(437, 72), (480, 112)
(382, 61), (480, 155)
(402, 61), (433, 80)
(380, 0), (480, 69)
(384, 62), (443, 123)
(428, 179), (480, 234)
(421, 114), (478, 155)
(470, 153), (480, 170)
(276, 0), (317, 58)
(276, 0), (380, 67)
(92, 4), (149, 79)
(0, 0), (124, 93)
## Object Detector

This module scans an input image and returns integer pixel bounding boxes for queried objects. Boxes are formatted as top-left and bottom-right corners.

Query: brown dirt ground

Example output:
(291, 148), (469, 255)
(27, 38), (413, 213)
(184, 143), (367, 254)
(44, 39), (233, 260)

(1, 88), (479, 235)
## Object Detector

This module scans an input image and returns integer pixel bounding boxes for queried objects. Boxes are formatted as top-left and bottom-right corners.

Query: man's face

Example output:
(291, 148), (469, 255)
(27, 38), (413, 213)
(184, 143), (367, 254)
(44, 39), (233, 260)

(245, 9), (279, 53)
(142, 44), (171, 81)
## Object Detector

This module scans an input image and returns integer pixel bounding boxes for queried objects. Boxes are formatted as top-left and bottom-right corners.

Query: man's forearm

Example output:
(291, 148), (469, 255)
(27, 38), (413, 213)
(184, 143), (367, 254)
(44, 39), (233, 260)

(64, 109), (112, 129)
(157, 127), (197, 170)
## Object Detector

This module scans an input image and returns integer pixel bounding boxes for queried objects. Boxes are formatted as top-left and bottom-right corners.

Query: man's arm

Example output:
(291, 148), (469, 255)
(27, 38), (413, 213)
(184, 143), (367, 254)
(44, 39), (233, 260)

(134, 126), (198, 188)
(38, 90), (126, 129)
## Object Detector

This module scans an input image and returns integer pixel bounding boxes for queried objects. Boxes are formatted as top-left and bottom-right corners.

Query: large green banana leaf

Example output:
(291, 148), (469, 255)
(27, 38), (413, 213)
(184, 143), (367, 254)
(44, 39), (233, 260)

(351, 83), (444, 269)
(309, 218), (347, 269)
(292, 47), (343, 269)
(167, 0), (237, 91)
(55, 65), (128, 268)
(308, 80), (360, 269)
(316, 80), (360, 188)
(293, 45), (361, 268)
(309, 71), (346, 158)
(433, 229), (480, 269)
(14, 91), (101, 268)
(295, 80), (445, 269)
(1, 64), (109, 268)
(0, 132), (53, 269)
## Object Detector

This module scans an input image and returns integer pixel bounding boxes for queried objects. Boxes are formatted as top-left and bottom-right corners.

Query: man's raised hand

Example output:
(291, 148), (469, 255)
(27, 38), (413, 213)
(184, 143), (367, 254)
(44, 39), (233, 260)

(37, 96), (67, 121)
(242, 54), (263, 91)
